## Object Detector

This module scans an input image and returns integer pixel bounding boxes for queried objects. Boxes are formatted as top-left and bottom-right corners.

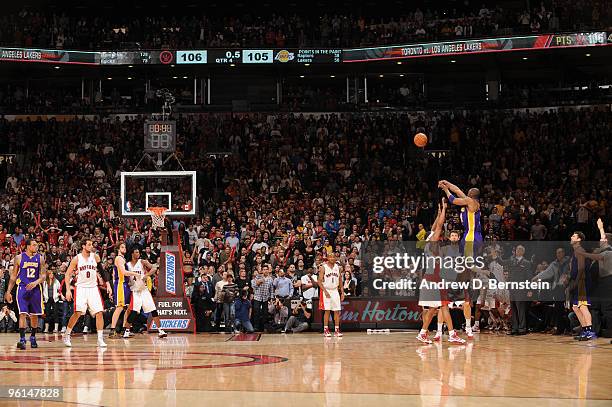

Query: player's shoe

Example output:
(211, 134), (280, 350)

(97, 338), (107, 347)
(579, 331), (597, 341)
(17, 339), (26, 350)
(334, 328), (343, 337)
(466, 330), (474, 339)
(416, 332), (432, 344)
(83, 326), (89, 334)
(30, 336), (38, 348)
(108, 331), (119, 339)
(158, 329), (168, 338)
(472, 325), (480, 333)
(323, 327), (332, 337)
(574, 330), (586, 340)
(123, 329), (133, 339)
(63, 334), (72, 347)
(433, 332), (442, 342)
(448, 332), (467, 344)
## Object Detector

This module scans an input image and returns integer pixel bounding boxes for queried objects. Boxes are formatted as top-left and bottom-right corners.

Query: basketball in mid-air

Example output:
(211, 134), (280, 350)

(414, 132), (428, 148)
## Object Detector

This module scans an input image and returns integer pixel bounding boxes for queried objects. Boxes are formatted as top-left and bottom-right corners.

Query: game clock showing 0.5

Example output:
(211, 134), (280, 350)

(144, 121), (177, 153)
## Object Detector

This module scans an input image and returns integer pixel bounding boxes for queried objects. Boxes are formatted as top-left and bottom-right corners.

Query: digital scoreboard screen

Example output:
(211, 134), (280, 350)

(296, 49), (342, 63)
(0, 47), (97, 65)
(0, 32), (608, 66)
(144, 121), (177, 153)
(343, 32), (610, 62)
(208, 50), (242, 64)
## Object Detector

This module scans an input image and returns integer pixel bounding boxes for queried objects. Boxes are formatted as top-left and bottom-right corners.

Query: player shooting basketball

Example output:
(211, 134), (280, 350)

(438, 180), (482, 338)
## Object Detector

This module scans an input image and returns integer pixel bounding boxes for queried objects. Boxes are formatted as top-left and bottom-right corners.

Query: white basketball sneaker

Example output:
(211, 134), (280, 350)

(416, 331), (433, 344)
(63, 334), (72, 347)
(448, 331), (467, 344)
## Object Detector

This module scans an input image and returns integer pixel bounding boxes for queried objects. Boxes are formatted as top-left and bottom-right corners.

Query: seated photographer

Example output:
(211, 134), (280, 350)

(234, 288), (254, 333)
(0, 303), (17, 333)
(282, 299), (311, 334)
(266, 296), (288, 333)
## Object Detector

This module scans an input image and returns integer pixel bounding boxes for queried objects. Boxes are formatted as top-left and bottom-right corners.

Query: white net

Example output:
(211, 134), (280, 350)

(147, 207), (168, 229)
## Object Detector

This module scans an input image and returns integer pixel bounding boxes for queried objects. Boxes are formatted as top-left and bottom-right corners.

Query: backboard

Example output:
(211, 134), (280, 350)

(120, 171), (197, 217)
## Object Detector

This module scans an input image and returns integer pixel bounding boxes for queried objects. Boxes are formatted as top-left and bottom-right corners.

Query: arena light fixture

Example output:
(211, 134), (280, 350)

(300, 75), (305, 78)
(54, 66), (60, 69)
(523, 57), (528, 60)
(183, 76), (188, 79)
(305, 63), (310, 66)
(451, 60), (456, 63)
(330, 75), (335, 78)
(172, 76), (178, 79)
(379, 74), (384, 78)
(107, 77), (112, 80)
(230, 64), (235, 67)
(128, 77), (133, 80)
(128, 65), (133, 68)
(400, 74), (405, 77)
(586, 53), (591, 57)
(397, 61), (402, 65)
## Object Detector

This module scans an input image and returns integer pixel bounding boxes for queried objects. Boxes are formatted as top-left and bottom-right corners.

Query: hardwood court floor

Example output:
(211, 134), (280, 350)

(0, 331), (611, 407)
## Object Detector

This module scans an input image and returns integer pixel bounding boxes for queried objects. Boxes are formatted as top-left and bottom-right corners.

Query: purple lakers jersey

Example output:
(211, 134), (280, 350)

(460, 207), (483, 242)
(18, 253), (41, 286)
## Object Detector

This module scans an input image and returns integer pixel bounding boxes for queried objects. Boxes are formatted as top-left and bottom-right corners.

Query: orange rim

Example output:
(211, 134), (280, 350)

(147, 207), (168, 216)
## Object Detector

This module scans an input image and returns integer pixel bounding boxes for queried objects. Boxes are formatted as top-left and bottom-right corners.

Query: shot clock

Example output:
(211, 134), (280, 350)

(144, 121), (177, 153)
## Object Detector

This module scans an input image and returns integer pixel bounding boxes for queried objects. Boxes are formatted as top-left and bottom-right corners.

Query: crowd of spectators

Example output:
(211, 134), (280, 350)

(0, 106), (609, 335)
(0, 2), (610, 50)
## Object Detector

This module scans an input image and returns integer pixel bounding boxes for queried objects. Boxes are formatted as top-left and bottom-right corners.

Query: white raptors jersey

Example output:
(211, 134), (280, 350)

(126, 260), (144, 277)
(75, 252), (98, 287)
(322, 263), (340, 290)
(126, 260), (146, 291)
(125, 260), (144, 276)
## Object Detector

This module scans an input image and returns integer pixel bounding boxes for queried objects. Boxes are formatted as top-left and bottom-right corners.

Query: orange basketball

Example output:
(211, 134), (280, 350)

(414, 132), (428, 148)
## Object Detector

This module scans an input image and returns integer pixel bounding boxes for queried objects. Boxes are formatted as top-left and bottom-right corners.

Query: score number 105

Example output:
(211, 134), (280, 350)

(242, 50), (273, 64)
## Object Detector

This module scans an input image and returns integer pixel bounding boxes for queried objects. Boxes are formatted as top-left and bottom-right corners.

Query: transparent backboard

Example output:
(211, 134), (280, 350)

(120, 171), (197, 217)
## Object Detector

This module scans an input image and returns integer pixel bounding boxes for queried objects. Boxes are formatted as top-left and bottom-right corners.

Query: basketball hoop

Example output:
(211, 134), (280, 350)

(147, 207), (168, 229)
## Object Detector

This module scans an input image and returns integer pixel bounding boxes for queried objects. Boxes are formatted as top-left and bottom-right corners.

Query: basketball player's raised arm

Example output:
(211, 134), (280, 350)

(440, 180), (467, 198)
(4, 255), (21, 303)
(439, 180), (476, 209)
(430, 200), (447, 242)
(64, 256), (79, 302)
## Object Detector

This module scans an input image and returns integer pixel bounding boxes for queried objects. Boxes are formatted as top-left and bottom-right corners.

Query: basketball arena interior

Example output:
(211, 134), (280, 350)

(0, 1), (611, 406)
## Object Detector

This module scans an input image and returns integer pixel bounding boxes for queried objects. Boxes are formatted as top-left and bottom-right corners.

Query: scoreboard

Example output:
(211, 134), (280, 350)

(0, 31), (608, 66)
(144, 121), (177, 153)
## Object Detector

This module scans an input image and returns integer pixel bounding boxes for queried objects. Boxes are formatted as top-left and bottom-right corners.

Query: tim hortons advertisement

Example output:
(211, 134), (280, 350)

(314, 298), (422, 329)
